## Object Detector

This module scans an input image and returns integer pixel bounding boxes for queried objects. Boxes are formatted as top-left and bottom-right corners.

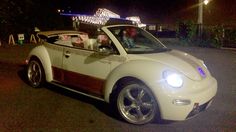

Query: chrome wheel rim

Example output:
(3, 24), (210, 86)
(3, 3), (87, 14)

(117, 84), (156, 124)
(27, 60), (42, 87)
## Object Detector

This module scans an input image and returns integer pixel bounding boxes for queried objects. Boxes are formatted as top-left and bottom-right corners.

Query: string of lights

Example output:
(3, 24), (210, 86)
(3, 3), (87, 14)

(61, 8), (146, 27)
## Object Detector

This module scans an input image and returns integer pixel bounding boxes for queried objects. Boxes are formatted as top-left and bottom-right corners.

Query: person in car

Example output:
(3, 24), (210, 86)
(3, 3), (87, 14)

(122, 27), (137, 48)
(71, 36), (84, 48)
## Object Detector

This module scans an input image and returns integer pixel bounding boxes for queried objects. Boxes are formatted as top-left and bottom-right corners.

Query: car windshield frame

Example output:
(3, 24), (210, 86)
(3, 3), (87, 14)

(107, 25), (170, 54)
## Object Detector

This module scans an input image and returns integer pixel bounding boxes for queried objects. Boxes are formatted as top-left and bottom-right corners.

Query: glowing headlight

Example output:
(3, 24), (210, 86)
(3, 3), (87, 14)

(163, 71), (183, 88)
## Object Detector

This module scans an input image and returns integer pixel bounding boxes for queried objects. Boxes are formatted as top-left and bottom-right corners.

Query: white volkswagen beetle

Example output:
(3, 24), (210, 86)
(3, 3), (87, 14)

(26, 24), (217, 124)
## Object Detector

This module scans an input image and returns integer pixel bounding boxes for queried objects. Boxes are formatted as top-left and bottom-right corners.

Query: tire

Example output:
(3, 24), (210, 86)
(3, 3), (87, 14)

(27, 59), (45, 88)
(114, 81), (159, 125)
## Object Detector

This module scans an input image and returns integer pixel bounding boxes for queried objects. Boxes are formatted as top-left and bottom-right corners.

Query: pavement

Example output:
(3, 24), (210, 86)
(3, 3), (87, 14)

(0, 43), (36, 65)
(0, 43), (236, 131)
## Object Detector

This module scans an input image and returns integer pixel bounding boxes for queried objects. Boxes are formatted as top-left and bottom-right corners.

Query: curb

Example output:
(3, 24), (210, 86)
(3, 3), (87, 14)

(221, 47), (236, 51)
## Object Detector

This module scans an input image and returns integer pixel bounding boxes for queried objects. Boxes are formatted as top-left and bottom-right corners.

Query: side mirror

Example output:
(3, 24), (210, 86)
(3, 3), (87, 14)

(97, 46), (111, 55)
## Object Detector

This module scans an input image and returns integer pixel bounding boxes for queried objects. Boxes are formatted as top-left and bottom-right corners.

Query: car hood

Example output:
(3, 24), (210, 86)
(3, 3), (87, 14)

(128, 49), (207, 81)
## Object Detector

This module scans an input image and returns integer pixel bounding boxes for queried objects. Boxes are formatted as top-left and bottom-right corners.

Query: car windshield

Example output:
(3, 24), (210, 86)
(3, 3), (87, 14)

(107, 26), (170, 54)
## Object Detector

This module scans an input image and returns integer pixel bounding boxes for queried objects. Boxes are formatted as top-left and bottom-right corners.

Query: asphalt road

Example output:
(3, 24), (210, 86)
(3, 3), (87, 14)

(0, 45), (236, 131)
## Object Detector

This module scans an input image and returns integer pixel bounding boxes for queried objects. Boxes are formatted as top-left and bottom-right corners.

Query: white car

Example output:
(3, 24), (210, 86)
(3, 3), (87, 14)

(26, 25), (217, 125)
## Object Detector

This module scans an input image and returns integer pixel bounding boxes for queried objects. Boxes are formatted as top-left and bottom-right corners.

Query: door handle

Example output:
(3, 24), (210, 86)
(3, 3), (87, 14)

(64, 51), (71, 58)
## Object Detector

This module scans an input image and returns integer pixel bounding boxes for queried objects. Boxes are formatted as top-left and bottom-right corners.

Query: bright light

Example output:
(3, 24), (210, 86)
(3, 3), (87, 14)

(163, 71), (183, 88)
(166, 74), (183, 87)
(65, 8), (121, 25)
(72, 15), (110, 25)
(62, 8), (147, 27)
(204, 0), (209, 5)
(95, 8), (120, 18)
(126, 16), (141, 23)
(126, 16), (146, 27)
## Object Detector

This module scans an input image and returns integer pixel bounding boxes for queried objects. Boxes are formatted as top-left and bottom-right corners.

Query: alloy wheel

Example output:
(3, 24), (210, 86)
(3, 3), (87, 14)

(117, 83), (157, 124)
(27, 60), (43, 87)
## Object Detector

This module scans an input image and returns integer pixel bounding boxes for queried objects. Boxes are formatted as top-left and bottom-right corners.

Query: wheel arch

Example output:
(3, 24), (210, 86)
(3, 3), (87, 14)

(107, 76), (160, 105)
(112, 76), (146, 92)
(108, 75), (162, 123)
(104, 60), (166, 103)
(28, 46), (53, 82)
(109, 76), (148, 99)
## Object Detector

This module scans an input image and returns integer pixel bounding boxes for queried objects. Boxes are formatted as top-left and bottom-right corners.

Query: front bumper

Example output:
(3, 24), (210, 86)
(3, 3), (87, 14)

(186, 99), (212, 119)
(152, 77), (217, 121)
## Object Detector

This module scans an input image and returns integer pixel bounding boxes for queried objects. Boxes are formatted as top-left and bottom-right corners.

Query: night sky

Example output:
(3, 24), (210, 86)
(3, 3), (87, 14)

(55, 0), (236, 25)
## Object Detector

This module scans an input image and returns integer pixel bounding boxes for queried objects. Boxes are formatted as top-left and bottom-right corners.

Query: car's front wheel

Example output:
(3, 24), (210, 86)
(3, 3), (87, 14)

(116, 81), (159, 124)
(27, 59), (45, 88)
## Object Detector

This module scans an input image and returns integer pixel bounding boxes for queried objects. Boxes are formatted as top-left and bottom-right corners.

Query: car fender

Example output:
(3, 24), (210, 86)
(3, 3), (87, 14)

(28, 45), (53, 82)
(104, 60), (167, 103)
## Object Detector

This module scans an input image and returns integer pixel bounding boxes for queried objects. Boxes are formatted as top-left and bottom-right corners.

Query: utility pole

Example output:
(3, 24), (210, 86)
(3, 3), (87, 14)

(197, 0), (209, 38)
(197, 0), (203, 38)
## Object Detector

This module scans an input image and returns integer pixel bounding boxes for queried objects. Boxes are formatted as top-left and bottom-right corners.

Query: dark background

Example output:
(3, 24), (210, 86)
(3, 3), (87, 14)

(56, 0), (236, 24)
(0, 0), (236, 39)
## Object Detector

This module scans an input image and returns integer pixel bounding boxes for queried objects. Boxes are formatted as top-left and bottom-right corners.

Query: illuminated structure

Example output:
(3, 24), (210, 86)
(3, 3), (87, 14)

(126, 16), (146, 28)
(95, 8), (120, 19)
(61, 8), (121, 26)
(61, 8), (146, 28)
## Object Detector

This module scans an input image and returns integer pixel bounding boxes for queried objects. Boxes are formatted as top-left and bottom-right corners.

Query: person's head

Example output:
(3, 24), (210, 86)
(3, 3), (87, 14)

(71, 36), (84, 48)
(126, 27), (137, 38)
(97, 34), (110, 46)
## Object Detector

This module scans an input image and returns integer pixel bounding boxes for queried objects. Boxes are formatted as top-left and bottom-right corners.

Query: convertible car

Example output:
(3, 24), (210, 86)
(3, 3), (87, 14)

(26, 24), (217, 124)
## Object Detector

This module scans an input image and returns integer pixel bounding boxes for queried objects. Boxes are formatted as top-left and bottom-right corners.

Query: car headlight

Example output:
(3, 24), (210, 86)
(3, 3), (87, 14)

(163, 70), (183, 88)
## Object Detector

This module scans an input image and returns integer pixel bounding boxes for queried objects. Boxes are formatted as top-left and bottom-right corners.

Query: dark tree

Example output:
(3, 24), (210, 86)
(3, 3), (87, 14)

(0, 0), (71, 41)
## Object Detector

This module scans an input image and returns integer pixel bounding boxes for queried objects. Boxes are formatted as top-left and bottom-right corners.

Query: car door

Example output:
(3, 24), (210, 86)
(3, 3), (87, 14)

(46, 34), (74, 82)
(61, 46), (112, 97)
